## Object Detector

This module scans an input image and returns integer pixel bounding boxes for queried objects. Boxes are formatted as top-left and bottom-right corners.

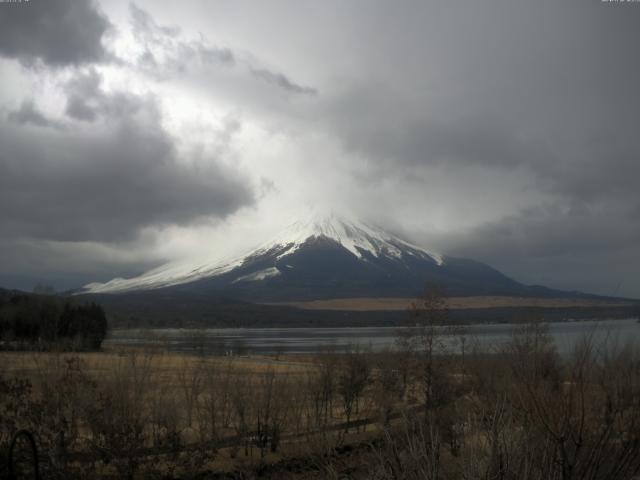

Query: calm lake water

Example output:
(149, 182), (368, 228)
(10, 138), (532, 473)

(105, 318), (640, 355)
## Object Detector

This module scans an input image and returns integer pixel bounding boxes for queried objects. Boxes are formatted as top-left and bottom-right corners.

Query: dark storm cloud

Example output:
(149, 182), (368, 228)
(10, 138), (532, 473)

(0, 0), (110, 66)
(7, 100), (62, 129)
(443, 205), (640, 261)
(328, 90), (548, 171)
(0, 237), (161, 292)
(321, 1), (640, 198)
(428, 204), (640, 297)
(63, 69), (149, 122)
(0, 70), (255, 243)
(279, 0), (639, 296)
(64, 69), (103, 121)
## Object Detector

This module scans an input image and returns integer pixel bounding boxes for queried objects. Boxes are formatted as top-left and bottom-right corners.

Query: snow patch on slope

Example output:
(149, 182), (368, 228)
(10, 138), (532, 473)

(81, 254), (246, 294)
(232, 267), (281, 283)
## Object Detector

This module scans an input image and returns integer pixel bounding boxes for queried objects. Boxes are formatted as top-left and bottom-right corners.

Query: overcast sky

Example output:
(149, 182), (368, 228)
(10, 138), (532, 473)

(1, 0), (639, 297)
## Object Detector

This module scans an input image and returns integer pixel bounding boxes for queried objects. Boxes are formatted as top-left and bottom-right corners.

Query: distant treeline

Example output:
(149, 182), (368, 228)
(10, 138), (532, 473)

(89, 290), (640, 329)
(0, 290), (107, 350)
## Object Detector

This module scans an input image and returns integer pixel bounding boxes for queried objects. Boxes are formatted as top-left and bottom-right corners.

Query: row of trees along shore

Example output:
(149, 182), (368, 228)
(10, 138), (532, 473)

(0, 291), (107, 350)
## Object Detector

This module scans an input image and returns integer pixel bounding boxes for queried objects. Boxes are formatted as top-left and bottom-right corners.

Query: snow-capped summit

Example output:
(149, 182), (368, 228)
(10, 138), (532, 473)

(254, 211), (444, 264)
(81, 212), (526, 300)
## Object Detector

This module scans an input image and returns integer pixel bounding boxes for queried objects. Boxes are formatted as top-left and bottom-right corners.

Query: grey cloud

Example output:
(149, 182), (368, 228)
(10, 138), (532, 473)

(0, 71), (255, 243)
(536, 132), (640, 205)
(129, 5), (314, 95)
(0, 237), (161, 291)
(417, 204), (640, 298)
(328, 91), (548, 171)
(0, 0), (110, 66)
(63, 68), (145, 122)
(130, 3), (180, 39)
(249, 67), (317, 96)
(196, 44), (236, 67)
(317, 0), (640, 205)
(7, 100), (62, 129)
(130, 3), (235, 71)
(268, 0), (639, 296)
(445, 206), (640, 259)
(65, 95), (98, 122)
(64, 69), (102, 120)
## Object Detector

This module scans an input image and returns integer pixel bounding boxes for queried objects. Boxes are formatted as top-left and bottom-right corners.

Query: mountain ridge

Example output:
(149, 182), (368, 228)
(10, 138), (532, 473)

(79, 213), (607, 302)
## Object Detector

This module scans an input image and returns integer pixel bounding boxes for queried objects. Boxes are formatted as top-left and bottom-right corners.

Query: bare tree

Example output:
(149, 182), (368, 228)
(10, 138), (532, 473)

(83, 351), (156, 479)
(197, 357), (235, 444)
(337, 346), (371, 431)
(399, 283), (451, 412)
(176, 356), (205, 428)
(372, 348), (405, 426)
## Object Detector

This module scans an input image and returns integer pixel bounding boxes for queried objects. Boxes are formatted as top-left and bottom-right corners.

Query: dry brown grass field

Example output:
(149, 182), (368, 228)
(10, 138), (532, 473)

(0, 347), (399, 478)
(267, 295), (635, 311)
(0, 350), (314, 379)
(2, 321), (640, 479)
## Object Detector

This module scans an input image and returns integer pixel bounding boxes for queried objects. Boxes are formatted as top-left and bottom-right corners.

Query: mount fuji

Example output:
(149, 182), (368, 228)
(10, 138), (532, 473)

(80, 213), (563, 302)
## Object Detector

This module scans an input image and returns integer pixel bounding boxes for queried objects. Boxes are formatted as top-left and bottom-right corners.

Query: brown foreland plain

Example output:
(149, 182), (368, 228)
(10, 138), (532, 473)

(2, 321), (640, 479)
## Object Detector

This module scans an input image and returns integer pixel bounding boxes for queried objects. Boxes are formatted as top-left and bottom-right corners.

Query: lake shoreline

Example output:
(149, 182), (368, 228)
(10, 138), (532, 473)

(104, 302), (640, 329)
(105, 317), (640, 356)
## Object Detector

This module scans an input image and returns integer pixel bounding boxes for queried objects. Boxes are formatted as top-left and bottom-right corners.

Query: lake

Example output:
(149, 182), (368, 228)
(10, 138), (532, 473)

(104, 317), (640, 355)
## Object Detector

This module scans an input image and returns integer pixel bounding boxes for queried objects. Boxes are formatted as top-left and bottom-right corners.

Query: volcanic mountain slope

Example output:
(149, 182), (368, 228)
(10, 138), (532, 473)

(81, 213), (575, 301)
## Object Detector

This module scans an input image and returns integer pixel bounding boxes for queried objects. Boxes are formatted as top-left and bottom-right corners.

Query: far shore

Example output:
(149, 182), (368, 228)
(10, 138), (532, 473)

(264, 295), (638, 312)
